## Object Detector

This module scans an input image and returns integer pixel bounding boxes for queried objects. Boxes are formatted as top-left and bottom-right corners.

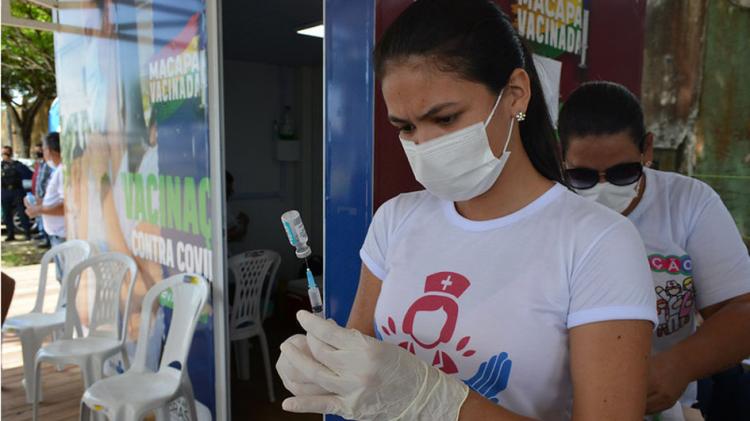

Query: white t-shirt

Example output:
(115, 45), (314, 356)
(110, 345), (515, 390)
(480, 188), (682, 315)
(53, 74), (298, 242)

(361, 184), (657, 421)
(629, 168), (750, 407)
(42, 164), (65, 237)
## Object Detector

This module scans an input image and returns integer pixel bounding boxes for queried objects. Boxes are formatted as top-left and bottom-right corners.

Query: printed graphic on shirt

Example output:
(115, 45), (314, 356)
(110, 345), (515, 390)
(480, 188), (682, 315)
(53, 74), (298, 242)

(648, 254), (695, 337)
(377, 271), (513, 401)
(464, 352), (512, 403)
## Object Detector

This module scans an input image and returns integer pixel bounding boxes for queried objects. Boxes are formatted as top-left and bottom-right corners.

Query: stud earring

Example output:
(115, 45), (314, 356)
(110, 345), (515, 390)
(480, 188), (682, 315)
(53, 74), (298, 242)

(515, 111), (526, 122)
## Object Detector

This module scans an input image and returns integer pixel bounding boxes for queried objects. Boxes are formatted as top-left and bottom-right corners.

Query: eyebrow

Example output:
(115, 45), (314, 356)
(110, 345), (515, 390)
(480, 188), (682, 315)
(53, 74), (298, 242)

(388, 102), (459, 125)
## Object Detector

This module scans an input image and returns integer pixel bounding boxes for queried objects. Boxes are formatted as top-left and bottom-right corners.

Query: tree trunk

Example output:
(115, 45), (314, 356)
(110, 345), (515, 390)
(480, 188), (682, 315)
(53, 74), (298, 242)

(1, 96), (46, 158)
(641, 0), (708, 174)
(21, 98), (44, 157)
(2, 97), (23, 154)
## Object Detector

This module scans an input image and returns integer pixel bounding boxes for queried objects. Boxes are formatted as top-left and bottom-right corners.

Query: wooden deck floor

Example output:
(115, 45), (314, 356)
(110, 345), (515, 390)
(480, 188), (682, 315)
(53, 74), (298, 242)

(2, 263), (84, 421)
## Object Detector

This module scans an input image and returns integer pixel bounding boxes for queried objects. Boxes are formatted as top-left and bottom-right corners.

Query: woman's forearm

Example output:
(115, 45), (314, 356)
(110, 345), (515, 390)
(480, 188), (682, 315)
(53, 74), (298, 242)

(345, 265), (382, 336)
(673, 294), (750, 380)
(41, 201), (64, 216)
(459, 391), (537, 421)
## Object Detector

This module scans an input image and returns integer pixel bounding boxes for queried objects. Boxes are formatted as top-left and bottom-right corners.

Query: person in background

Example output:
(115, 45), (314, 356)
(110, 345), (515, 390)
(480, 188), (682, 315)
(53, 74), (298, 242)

(225, 171), (249, 248)
(2, 145), (33, 241)
(1, 272), (16, 325)
(559, 81), (750, 421)
(28, 142), (53, 247)
(29, 143), (43, 195)
(26, 132), (66, 251)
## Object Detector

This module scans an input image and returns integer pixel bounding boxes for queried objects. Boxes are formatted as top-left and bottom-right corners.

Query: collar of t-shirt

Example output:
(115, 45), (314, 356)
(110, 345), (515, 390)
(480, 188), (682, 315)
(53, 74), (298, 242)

(439, 183), (566, 232)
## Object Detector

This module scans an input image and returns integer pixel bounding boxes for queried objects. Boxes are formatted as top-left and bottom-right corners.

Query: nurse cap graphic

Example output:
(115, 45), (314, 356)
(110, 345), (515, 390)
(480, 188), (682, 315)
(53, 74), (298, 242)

(403, 272), (470, 348)
(379, 271), (513, 401)
(378, 272), (471, 374)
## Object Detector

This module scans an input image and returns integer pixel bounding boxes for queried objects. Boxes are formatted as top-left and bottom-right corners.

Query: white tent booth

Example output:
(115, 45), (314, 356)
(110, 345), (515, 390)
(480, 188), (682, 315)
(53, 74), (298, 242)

(2, 0), (374, 420)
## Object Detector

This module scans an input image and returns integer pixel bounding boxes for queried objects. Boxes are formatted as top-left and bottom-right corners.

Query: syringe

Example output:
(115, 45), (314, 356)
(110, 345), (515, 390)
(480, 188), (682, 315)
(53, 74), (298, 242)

(305, 268), (323, 315)
(281, 210), (323, 316)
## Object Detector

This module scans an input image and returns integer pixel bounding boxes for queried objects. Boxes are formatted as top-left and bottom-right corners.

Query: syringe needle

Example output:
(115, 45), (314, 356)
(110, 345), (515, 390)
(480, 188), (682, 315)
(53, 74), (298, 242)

(281, 210), (321, 316)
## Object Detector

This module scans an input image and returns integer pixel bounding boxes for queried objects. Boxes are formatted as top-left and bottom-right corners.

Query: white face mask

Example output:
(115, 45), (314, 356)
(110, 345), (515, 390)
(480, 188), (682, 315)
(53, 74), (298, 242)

(576, 181), (639, 213)
(400, 90), (514, 202)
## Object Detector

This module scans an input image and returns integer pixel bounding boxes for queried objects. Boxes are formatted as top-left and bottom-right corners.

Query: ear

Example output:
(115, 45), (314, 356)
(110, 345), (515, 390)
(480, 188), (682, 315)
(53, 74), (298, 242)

(643, 132), (655, 166)
(505, 68), (532, 117)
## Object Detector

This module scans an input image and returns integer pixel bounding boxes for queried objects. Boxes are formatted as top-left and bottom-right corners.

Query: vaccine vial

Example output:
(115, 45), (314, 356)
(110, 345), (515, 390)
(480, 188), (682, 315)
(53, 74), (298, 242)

(281, 210), (312, 259)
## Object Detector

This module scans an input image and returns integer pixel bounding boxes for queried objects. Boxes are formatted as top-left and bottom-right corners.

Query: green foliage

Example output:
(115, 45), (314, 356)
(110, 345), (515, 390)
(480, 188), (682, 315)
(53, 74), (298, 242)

(1, 1), (55, 100)
(1, 1), (56, 155)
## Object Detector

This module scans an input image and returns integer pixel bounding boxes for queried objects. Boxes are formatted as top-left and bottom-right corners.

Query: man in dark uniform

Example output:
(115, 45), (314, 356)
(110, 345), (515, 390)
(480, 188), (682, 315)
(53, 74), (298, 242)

(1, 146), (33, 241)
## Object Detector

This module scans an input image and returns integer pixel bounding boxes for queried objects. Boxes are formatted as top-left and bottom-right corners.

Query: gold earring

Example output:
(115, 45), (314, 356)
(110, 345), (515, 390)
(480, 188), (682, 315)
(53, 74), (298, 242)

(515, 111), (526, 122)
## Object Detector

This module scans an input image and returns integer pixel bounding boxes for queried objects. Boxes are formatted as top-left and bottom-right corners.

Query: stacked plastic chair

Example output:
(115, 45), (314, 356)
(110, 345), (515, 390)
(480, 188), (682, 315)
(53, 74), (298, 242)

(2, 239), (91, 402)
(32, 252), (137, 420)
(227, 249), (280, 402)
(80, 273), (209, 421)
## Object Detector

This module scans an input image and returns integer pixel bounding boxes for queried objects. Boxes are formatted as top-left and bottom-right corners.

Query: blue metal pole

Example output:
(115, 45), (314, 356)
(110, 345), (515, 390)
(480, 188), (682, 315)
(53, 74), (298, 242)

(323, 0), (375, 362)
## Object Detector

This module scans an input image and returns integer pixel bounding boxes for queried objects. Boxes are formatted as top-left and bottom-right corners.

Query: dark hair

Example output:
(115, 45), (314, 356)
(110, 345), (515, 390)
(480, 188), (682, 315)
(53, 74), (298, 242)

(44, 132), (61, 153)
(558, 81), (646, 154)
(374, 0), (564, 184)
(2, 145), (12, 154)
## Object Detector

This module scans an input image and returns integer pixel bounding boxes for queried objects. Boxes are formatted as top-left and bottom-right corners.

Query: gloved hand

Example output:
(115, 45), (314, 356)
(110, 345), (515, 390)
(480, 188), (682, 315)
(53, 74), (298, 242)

(276, 334), (332, 397)
(278, 310), (470, 421)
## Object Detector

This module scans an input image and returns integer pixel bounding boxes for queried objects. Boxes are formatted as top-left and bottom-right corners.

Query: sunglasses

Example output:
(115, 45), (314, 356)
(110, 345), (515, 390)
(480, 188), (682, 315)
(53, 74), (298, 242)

(565, 162), (643, 190)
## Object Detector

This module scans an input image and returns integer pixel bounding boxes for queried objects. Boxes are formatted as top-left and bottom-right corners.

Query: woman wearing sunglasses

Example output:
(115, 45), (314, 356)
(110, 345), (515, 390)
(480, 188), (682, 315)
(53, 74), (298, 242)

(559, 81), (750, 421)
(275, 2), (658, 420)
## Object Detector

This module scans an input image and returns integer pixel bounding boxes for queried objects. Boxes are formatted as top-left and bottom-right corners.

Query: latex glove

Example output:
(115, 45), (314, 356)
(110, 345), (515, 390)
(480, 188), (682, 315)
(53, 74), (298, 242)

(279, 310), (469, 421)
(646, 353), (690, 414)
(276, 334), (331, 397)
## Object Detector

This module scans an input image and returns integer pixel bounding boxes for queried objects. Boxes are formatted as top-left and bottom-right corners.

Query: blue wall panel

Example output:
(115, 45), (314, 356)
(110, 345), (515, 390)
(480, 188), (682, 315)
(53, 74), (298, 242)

(324, 0), (375, 328)
(324, 2), (374, 419)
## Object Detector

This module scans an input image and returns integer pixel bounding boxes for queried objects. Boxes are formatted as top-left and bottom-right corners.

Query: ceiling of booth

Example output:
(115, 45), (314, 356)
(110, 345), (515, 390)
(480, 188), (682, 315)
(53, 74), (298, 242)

(222, 0), (322, 66)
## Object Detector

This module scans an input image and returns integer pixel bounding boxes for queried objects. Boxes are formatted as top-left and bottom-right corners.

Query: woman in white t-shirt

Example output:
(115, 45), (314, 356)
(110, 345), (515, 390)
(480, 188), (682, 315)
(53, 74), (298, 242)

(559, 81), (750, 421)
(276, 1), (657, 420)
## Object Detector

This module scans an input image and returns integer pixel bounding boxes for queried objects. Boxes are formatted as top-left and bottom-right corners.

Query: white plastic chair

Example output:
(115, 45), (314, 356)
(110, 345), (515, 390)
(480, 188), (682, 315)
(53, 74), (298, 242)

(227, 249), (280, 401)
(80, 273), (209, 421)
(2, 239), (91, 403)
(32, 252), (137, 421)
